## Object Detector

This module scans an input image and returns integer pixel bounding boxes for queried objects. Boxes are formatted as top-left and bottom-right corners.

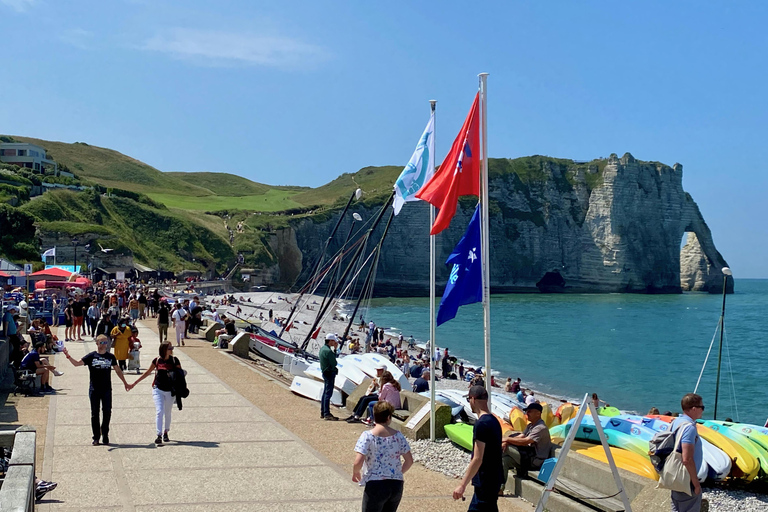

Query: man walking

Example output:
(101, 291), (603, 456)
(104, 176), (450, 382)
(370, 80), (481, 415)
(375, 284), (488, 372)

(62, 334), (130, 445)
(670, 393), (705, 512)
(453, 385), (502, 510)
(319, 333), (339, 421)
(157, 299), (170, 343)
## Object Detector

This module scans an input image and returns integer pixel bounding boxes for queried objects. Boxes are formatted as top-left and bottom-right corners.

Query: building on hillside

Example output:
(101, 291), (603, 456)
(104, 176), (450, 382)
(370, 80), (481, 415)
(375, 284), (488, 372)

(0, 142), (63, 175)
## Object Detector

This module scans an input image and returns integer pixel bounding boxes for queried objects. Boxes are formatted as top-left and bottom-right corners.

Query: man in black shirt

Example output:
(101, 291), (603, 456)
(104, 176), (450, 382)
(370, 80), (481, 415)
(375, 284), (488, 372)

(412, 370), (430, 393)
(157, 300), (170, 343)
(453, 385), (502, 511)
(62, 334), (130, 445)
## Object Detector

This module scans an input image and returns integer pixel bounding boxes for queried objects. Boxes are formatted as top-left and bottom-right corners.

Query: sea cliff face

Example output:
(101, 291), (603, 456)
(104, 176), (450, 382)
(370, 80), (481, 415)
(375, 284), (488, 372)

(275, 154), (731, 295)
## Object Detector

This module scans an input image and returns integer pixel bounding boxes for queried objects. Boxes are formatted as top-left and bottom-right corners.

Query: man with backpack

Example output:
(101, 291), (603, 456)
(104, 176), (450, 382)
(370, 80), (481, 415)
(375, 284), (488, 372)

(669, 393), (704, 511)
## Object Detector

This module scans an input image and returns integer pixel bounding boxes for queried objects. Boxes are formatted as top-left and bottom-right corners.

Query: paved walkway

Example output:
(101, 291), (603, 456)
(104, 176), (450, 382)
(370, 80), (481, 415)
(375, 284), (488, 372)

(37, 320), (362, 511)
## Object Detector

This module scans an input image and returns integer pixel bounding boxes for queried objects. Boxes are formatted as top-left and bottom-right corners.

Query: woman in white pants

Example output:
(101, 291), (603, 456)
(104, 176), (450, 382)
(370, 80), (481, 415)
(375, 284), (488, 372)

(130, 342), (180, 445)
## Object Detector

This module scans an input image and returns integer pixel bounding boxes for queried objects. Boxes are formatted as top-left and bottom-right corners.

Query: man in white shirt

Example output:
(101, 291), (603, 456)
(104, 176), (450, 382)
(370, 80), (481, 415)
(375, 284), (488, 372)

(171, 303), (188, 347)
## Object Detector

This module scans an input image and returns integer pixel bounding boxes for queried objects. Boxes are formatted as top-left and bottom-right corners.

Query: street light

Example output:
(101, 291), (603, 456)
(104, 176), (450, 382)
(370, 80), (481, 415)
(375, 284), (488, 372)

(713, 266), (733, 420)
(71, 237), (80, 275)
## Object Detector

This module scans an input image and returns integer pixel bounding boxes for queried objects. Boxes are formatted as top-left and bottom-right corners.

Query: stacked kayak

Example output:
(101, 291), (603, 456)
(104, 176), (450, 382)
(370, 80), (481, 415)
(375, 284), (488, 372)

(445, 423), (474, 451)
(550, 423), (650, 458)
(569, 441), (659, 482)
(697, 421), (763, 480)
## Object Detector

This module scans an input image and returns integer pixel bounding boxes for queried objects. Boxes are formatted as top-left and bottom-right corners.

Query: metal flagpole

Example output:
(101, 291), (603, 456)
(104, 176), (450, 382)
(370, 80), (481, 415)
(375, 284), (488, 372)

(429, 99), (437, 442)
(478, 73), (491, 405)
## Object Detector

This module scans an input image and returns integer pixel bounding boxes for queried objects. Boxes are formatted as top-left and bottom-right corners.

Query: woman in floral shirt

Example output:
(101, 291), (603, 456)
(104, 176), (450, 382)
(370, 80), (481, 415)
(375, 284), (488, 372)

(352, 401), (413, 511)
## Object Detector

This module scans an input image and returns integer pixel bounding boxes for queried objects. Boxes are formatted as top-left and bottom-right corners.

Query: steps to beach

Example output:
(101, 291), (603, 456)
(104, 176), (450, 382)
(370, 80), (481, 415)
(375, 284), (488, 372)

(511, 445), (660, 512)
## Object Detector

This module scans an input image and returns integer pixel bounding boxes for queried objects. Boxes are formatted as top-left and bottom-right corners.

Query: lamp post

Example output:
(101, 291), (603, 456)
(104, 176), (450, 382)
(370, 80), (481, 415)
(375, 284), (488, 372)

(713, 266), (733, 420)
(71, 237), (80, 275)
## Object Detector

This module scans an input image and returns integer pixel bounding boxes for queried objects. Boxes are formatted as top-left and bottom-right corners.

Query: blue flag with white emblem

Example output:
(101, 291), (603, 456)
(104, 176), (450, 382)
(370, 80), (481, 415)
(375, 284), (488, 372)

(436, 204), (482, 326)
(393, 113), (435, 215)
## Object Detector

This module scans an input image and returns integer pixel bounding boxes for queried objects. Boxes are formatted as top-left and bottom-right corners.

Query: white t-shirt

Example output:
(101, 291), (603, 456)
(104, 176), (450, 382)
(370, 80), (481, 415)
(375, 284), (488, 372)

(525, 394), (537, 405)
(172, 309), (187, 327)
(354, 430), (410, 484)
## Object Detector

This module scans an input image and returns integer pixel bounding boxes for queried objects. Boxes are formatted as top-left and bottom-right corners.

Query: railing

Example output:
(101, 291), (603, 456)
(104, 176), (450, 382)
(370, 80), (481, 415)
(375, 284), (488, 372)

(0, 426), (37, 512)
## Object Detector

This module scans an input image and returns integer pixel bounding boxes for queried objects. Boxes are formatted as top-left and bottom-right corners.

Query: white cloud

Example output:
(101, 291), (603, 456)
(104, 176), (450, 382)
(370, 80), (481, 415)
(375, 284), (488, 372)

(60, 28), (94, 50)
(142, 28), (328, 68)
(1, 0), (35, 12)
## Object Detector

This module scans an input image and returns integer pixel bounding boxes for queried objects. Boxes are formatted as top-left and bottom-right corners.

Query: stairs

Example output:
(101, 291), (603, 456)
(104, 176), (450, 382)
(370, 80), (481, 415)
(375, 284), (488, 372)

(510, 447), (656, 512)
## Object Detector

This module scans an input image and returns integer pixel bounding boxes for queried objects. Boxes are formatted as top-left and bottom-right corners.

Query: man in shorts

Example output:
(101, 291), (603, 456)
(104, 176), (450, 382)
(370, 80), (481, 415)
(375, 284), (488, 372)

(71, 296), (84, 341)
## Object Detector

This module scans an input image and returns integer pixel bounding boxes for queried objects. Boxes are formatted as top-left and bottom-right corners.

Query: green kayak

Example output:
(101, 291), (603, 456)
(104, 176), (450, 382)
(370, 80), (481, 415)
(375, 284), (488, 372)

(445, 423), (474, 451)
(598, 406), (622, 417)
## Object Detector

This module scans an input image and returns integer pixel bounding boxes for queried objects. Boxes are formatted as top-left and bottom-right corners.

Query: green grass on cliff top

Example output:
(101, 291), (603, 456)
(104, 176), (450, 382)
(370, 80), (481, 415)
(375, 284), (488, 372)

(146, 188), (303, 211)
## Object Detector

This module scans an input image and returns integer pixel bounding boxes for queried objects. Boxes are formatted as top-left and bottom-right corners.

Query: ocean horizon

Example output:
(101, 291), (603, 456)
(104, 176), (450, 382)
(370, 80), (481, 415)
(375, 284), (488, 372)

(361, 278), (768, 426)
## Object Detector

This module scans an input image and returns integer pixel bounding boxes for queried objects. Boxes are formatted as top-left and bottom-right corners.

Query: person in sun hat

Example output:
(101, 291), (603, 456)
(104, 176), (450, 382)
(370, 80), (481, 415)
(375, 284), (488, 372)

(500, 402), (552, 492)
(345, 364), (386, 423)
(453, 385), (503, 509)
(319, 333), (339, 421)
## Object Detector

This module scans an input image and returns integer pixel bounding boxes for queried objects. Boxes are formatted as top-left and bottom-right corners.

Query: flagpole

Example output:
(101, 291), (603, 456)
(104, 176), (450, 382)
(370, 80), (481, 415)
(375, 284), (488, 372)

(429, 99), (437, 442)
(478, 73), (492, 404)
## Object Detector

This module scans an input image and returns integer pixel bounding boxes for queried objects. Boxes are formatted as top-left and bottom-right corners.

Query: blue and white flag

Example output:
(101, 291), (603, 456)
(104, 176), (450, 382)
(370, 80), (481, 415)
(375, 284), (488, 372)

(393, 113), (435, 215)
(436, 204), (483, 326)
(41, 247), (55, 261)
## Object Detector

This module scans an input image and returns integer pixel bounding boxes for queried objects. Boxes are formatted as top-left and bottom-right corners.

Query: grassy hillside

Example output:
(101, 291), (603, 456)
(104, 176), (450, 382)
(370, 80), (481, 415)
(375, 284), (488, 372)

(292, 165), (402, 206)
(167, 171), (307, 197)
(20, 189), (235, 271)
(146, 189), (303, 212)
(11, 136), (211, 195)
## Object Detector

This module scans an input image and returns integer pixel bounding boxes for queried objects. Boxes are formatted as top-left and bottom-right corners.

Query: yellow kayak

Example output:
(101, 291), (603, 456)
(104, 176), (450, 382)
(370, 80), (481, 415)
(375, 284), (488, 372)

(696, 424), (759, 481)
(555, 403), (578, 425)
(541, 402), (557, 429)
(550, 438), (658, 482)
(508, 407), (528, 431)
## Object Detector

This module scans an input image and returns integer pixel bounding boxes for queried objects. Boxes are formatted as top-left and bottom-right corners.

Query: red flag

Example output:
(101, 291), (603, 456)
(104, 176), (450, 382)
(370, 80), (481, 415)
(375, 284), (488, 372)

(416, 92), (480, 234)
(284, 322), (293, 332)
(311, 327), (321, 339)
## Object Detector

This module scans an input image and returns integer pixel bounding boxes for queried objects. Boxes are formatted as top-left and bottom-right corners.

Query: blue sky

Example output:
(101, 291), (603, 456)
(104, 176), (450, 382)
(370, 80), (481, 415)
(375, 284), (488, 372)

(2, 1), (767, 277)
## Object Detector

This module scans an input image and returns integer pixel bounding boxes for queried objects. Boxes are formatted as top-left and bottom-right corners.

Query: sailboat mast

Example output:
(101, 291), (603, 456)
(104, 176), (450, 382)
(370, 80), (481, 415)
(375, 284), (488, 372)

(478, 73), (492, 403)
(341, 209), (395, 345)
(429, 99), (437, 442)
(280, 188), (361, 337)
(713, 267), (732, 420)
(301, 193), (394, 351)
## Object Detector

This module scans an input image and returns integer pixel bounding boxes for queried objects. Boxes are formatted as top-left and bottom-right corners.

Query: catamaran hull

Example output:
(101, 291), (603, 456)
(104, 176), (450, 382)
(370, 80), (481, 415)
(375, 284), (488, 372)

(290, 376), (343, 406)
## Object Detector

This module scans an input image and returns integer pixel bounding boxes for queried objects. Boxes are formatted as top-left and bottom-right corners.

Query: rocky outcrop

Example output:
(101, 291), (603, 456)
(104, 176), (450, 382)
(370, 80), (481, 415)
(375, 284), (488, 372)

(279, 154), (731, 295)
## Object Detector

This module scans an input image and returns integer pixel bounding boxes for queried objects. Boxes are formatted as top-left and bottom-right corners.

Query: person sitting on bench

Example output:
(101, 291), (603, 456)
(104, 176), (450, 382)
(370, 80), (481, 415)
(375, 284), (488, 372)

(344, 365), (386, 423)
(20, 341), (59, 393)
(499, 402), (552, 492)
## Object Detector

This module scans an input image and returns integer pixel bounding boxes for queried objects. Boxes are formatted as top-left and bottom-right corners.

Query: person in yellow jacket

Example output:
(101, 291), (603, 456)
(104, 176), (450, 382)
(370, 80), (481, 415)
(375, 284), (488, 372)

(110, 317), (132, 371)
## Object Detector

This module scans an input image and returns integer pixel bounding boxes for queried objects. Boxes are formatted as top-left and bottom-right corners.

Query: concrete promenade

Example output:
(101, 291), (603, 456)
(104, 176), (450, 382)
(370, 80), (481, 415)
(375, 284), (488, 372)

(36, 320), (362, 511)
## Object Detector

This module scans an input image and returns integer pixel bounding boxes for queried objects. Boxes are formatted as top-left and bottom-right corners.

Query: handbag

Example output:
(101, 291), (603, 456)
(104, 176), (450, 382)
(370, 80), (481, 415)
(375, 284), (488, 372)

(656, 423), (694, 494)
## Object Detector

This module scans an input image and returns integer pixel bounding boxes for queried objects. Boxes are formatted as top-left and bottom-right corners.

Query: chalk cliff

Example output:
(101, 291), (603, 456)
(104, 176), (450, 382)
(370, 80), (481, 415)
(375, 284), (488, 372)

(272, 154), (732, 295)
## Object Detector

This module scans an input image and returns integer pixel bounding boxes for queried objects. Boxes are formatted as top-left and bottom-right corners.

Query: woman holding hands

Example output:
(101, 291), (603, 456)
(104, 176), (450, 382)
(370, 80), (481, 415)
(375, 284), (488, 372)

(129, 342), (181, 445)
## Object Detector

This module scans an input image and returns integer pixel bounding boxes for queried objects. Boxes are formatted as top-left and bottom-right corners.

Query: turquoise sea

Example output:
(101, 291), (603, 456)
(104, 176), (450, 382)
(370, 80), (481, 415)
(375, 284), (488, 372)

(363, 279), (768, 426)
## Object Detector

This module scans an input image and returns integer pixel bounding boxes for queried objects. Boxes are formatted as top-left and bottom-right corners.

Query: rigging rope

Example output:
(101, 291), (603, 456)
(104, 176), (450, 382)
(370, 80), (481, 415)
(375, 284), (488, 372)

(693, 322), (720, 394)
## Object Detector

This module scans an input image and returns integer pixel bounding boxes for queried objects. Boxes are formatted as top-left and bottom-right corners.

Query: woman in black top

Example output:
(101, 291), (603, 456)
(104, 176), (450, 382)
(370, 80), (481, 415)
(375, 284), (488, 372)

(130, 342), (181, 445)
